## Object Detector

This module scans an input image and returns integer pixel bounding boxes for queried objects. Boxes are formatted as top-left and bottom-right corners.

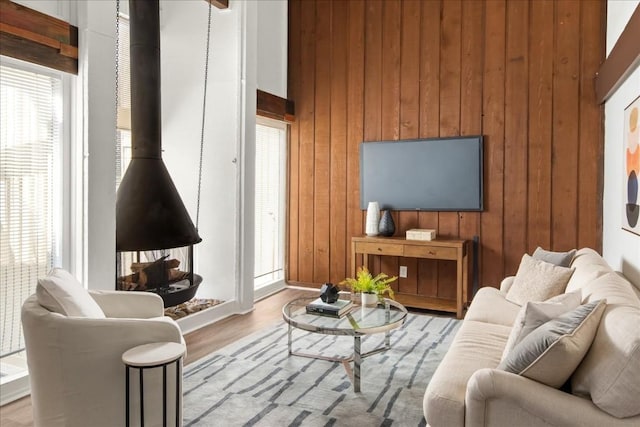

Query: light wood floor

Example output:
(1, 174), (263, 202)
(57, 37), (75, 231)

(0, 287), (314, 427)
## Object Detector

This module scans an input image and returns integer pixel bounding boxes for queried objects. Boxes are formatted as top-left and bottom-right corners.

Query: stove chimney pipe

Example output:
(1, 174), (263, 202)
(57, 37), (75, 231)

(116, 0), (202, 251)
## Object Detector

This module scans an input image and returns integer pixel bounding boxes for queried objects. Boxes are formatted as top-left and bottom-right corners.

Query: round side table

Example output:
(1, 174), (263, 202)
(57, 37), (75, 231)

(122, 342), (186, 427)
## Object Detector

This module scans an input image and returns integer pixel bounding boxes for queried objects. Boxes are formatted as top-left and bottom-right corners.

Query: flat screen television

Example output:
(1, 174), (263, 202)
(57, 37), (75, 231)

(359, 136), (483, 211)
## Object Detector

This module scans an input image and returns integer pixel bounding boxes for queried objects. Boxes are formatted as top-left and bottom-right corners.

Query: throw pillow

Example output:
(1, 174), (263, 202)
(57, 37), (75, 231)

(506, 254), (574, 306)
(501, 290), (582, 362)
(36, 268), (105, 318)
(571, 300), (640, 418)
(532, 247), (577, 268)
(497, 299), (606, 388)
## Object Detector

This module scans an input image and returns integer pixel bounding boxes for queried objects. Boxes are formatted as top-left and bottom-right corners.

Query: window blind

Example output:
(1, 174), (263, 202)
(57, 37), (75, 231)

(116, 16), (132, 187)
(254, 123), (285, 287)
(0, 63), (62, 357)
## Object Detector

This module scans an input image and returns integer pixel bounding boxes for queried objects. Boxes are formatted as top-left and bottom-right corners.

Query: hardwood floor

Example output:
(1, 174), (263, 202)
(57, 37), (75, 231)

(0, 287), (315, 427)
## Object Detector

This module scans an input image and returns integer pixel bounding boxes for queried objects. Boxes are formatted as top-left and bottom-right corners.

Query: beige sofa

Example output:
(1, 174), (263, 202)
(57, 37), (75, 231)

(423, 248), (640, 427)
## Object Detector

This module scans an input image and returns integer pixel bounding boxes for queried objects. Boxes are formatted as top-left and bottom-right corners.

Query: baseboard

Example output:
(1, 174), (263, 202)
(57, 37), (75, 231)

(176, 300), (241, 335)
(254, 280), (286, 301)
(0, 372), (30, 406)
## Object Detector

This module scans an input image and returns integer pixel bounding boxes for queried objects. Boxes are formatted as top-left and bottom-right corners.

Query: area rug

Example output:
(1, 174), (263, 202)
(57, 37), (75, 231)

(183, 313), (460, 426)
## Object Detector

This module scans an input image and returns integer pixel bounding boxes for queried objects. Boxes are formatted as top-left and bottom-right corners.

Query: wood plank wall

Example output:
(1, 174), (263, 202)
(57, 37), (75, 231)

(287, 0), (605, 297)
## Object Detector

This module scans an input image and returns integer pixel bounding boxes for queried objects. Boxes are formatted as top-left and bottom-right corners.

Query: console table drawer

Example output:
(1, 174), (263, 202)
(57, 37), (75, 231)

(404, 245), (458, 260)
(355, 242), (404, 256)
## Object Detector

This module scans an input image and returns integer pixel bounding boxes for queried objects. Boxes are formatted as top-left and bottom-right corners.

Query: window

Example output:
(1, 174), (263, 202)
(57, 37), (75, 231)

(0, 60), (64, 380)
(116, 15), (132, 186)
(254, 121), (286, 291)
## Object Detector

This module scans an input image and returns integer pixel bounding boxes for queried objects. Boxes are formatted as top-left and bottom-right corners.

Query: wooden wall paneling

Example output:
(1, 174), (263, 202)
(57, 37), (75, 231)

(418, 0), (441, 138)
(363, 0), (384, 277)
(503, 0), (529, 276)
(297, 0), (317, 283)
(329, 0), (349, 284)
(551, 0), (581, 251)
(396, 0), (421, 295)
(416, 0), (442, 298)
(313, 0), (332, 283)
(578, 0), (604, 251)
(481, 0), (506, 288)
(363, 0), (383, 143)
(286, 0), (301, 282)
(459, 0), (484, 301)
(437, 0), (462, 300)
(346, 0), (366, 276)
(379, 0), (401, 284)
(287, 0), (605, 300)
(526, 0), (554, 255)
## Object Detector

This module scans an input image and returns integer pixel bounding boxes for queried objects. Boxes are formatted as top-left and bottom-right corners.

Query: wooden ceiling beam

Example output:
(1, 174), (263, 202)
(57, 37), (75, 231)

(596, 5), (640, 103)
(0, 0), (78, 74)
(257, 89), (295, 123)
(205, 0), (229, 9)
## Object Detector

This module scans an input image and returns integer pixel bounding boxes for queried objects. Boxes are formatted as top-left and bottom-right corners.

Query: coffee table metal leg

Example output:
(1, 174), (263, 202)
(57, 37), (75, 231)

(288, 323), (292, 354)
(354, 336), (361, 393)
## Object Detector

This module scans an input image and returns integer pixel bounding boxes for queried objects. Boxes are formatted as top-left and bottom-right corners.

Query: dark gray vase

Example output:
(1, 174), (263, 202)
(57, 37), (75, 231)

(378, 210), (395, 237)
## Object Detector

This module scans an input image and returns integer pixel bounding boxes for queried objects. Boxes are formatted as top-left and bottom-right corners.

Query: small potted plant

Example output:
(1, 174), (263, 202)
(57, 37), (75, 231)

(339, 266), (398, 306)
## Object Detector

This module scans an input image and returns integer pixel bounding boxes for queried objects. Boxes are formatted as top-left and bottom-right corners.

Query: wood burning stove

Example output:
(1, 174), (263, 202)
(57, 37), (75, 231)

(116, 246), (202, 308)
(116, 0), (201, 307)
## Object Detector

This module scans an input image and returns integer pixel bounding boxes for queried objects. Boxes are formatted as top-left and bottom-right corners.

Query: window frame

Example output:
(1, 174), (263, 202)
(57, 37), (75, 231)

(253, 116), (288, 301)
(0, 54), (76, 403)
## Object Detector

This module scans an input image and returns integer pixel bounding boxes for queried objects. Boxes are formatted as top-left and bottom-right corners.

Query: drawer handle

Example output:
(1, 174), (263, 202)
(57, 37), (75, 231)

(377, 247), (383, 251)
(428, 250), (436, 255)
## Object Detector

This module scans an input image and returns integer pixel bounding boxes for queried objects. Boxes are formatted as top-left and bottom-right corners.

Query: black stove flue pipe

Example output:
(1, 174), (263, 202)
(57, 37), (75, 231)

(116, 0), (201, 251)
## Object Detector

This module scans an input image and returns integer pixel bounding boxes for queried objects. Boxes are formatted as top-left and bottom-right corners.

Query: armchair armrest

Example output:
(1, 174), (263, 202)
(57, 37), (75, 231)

(465, 368), (637, 427)
(499, 276), (515, 294)
(89, 290), (165, 318)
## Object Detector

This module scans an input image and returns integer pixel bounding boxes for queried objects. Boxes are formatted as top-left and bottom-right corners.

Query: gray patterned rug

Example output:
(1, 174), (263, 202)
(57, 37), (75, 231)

(183, 313), (460, 426)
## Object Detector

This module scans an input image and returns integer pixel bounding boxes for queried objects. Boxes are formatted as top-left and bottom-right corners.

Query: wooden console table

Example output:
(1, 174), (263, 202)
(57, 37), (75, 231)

(351, 236), (468, 319)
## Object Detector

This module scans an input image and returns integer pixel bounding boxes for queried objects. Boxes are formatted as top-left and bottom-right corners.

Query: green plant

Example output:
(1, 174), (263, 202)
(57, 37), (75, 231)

(339, 266), (397, 299)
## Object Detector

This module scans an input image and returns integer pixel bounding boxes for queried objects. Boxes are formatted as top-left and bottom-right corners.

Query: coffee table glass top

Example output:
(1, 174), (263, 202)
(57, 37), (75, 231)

(282, 296), (407, 335)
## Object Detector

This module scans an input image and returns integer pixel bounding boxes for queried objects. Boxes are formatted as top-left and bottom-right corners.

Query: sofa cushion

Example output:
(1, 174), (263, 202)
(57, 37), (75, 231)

(506, 254), (574, 306)
(565, 248), (613, 293)
(572, 276), (640, 418)
(36, 268), (105, 318)
(500, 290), (582, 361)
(424, 320), (511, 427)
(532, 247), (577, 267)
(464, 286), (521, 327)
(580, 271), (640, 308)
(497, 300), (606, 388)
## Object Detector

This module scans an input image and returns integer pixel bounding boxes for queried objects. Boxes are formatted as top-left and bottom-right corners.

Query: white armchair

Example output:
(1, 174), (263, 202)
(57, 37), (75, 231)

(22, 269), (184, 427)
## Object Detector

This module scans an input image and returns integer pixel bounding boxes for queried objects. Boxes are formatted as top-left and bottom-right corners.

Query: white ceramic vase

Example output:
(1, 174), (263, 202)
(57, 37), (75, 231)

(365, 201), (380, 236)
(361, 292), (379, 307)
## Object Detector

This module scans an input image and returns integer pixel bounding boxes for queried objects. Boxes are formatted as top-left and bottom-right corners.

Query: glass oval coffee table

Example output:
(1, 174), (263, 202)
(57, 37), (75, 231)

(282, 296), (408, 392)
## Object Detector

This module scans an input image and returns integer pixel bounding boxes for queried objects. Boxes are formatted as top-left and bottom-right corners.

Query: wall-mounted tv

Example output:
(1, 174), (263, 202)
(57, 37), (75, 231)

(360, 136), (483, 211)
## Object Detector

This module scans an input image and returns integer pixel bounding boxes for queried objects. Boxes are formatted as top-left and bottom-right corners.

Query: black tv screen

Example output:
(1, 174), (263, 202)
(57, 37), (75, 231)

(359, 136), (483, 211)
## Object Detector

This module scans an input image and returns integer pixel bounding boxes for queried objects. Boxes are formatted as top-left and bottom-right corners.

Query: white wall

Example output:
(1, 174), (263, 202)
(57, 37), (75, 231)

(257, 0), (288, 97)
(603, 0), (640, 288)
(160, 0), (241, 303)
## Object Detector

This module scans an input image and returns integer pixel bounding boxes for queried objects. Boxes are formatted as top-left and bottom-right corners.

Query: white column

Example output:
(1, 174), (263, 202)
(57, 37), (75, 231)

(76, 0), (117, 290)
